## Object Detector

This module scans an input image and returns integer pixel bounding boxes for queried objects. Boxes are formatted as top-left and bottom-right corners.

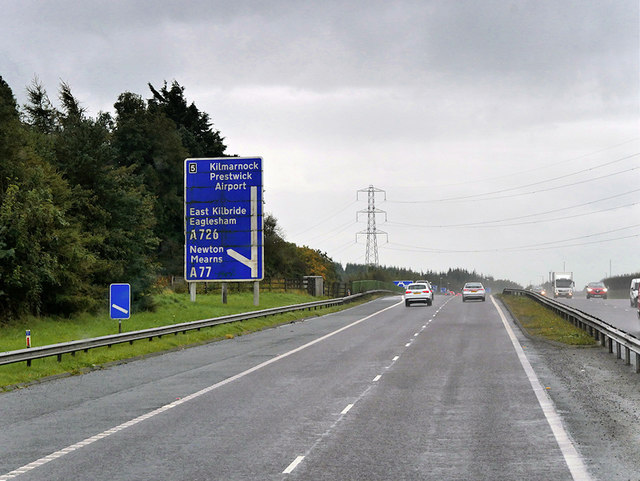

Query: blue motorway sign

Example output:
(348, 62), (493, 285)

(184, 157), (263, 282)
(110, 283), (131, 319)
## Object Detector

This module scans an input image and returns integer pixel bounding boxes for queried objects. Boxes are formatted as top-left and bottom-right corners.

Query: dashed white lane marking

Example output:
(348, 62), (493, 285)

(340, 404), (354, 415)
(0, 300), (404, 481)
(283, 456), (305, 474)
(281, 296), (454, 476)
(491, 296), (593, 481)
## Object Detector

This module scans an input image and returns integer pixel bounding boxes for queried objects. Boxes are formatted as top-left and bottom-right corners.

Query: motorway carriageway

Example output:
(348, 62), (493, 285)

(0, 295), (596, 480)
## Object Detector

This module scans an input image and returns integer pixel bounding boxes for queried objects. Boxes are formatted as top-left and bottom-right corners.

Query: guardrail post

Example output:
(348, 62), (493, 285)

(625, 347), (631, 366)
(636, 353), (640, 374)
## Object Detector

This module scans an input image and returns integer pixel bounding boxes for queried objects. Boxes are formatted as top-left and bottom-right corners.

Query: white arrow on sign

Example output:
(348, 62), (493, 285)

(112, 304), (129, 315)
(227, 186), (259, 278)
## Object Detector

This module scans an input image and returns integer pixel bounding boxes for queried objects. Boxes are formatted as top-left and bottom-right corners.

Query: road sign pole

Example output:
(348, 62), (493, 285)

(190, 282), (196, 302)
(253, 281), (259, 306)
(222, 282), (228, 304)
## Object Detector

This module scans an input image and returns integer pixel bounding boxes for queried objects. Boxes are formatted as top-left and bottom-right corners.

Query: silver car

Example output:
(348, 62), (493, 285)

(630, 278), (640, 307)
(404, 283), (433, 307)
(462, 282), (486, 302)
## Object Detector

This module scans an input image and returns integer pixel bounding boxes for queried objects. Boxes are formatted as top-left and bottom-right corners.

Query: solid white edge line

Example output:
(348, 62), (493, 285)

(283, 455), (305, 474)
(1, 298), (404, 481)
(490, 296), (592, 481)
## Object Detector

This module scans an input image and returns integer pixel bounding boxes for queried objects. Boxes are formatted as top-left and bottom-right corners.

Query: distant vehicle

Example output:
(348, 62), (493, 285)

(630, 278), (640, 307)
(585, 282), (608, 299)
(531, 286), (546, 296)
(404, 283), (433, 307)
(415, 281), (435, 301)
(551, 272), (574, 298)
(462, 282), (486, 302)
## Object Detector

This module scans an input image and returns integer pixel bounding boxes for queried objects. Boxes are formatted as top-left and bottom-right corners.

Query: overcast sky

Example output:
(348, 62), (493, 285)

(2, 0), (639, 288)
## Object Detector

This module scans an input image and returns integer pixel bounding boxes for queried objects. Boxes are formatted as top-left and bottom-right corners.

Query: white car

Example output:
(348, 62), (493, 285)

(404, 283), (433, 307)
(462, 282), (486, 302)
(630, 278), (640, 307)
(415, 280), (435, 298)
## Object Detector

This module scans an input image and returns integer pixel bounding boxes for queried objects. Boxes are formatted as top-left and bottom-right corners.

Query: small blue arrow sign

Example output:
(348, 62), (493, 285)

(110, 283), (131, 319)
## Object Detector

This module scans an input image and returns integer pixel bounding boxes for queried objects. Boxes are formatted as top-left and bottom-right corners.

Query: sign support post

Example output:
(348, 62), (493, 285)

(253, 281), (259, 306)
(222, 282), (228, 304)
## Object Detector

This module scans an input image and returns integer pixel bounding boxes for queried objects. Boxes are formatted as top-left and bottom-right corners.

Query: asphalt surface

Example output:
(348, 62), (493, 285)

(1, 294), (636, 480)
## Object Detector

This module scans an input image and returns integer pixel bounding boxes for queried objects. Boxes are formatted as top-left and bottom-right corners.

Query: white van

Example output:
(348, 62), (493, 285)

(630, 278), (640, 307)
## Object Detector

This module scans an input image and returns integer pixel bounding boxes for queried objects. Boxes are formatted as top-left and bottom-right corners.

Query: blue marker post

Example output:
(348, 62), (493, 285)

(110, 283), (131, 333)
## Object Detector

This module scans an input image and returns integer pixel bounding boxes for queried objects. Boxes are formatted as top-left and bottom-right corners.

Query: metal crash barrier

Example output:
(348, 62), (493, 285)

(502, 288), (640, 373)
(0, 291), (391, 367)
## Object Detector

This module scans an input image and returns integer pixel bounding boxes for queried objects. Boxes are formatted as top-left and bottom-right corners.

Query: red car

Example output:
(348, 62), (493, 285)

(586, 281), (608, 299)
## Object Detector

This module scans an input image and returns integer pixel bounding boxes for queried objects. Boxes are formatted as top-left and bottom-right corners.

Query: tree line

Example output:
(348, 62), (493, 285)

(341, 264), (521, 293)
(0, 77), (336, 321)
(0, 75), (520, 322)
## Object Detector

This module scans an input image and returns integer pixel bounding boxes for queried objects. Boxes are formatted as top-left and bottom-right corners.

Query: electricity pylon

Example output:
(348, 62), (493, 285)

(356, 185), (388, 266)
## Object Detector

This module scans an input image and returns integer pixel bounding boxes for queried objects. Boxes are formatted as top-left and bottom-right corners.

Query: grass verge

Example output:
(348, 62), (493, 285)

(497, 294), (596, 346)
(0, 291), (383, 390)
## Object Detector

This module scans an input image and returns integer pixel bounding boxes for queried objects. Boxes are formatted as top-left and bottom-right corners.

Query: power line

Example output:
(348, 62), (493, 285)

(502, 233), (640, 252)
(388, 153), (639, 204)
(425, 137), (640, 188)
(299, 220), (357, 244)
(382, 224), (640, 254)
(384, 233), (640, 254)
(385, 188), (640, 228)
(389, 201), (639, 229)
(500, 224), (640, 251)
(289, 200), (357, 237)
